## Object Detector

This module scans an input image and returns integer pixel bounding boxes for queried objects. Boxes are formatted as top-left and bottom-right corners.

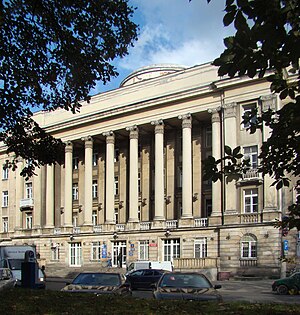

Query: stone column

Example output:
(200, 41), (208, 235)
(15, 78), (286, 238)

(103, 131), (115, 224)
(208, 107), (222, 223)
(260, 95), (278, 214)
(15, 159), (24, 230)
(223, 103), (237, 214)
(45, 164), (55, 228)
(33, 166), (42, 230)
(83, 136), (93, 226)
(64, 141), (73, 227)
(127, 126), (139, 222)
(151, 120), (165, 221)
(179, 113), (193, 218)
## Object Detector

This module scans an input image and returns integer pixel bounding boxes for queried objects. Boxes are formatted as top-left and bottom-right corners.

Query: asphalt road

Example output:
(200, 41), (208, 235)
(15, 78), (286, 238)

(46, 278), (300, 304)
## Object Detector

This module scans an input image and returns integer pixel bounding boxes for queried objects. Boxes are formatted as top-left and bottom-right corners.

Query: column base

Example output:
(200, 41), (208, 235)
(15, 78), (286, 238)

(153, 216), (165, 221)
(128, 218), (139, 223)
(152, 219), (165, 229)
(208, 215), (222, 226)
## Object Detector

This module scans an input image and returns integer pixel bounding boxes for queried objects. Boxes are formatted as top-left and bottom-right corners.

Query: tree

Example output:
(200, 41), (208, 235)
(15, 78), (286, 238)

(0, 0), (138, 178)
(204, 0), (300, 230)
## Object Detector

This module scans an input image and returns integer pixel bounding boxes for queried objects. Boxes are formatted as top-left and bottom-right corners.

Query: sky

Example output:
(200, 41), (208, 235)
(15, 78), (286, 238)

(91, 0), (233, 95)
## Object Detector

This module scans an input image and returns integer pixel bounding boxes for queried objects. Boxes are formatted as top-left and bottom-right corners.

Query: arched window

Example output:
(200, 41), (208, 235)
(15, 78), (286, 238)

(241, 234), (257, 259)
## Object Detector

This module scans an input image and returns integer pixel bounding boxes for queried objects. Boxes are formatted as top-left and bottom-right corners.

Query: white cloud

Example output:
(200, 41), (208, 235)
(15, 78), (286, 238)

(92, 0), (234, 93)
(118, 0), (231, 72)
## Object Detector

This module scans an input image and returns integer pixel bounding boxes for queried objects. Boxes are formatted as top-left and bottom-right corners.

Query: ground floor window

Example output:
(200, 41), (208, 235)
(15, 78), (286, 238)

(163, 238), (180, 262)
(91, 241), (101, 260)
(112, 241), (126, 267)
(2, 217), (8, 233)
(241, 234), (257, 258)
(69, 242), (82, 267)
(51, 245), (60, 261)
(194, 238), (207, 258)
(139, 240), (149, 260)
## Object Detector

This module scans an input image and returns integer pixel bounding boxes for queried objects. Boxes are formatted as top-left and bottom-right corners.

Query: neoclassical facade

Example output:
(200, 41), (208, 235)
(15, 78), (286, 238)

(0, 63), (298, 278)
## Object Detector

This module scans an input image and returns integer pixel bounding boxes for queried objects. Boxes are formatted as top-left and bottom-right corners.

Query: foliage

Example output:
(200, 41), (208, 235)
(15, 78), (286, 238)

(0, 289), (300, 315)
(204, 0), (300, 230)
(0, 0), (138, 178)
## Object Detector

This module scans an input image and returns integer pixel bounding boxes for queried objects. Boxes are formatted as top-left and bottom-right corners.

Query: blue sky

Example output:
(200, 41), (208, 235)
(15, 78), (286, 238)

(91, 0), (232, 95)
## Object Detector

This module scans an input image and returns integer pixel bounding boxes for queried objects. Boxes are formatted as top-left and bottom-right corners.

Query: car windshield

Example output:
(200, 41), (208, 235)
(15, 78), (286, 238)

(8, 259), (23, 270)
(72, 273), (121, 286)
(160, 274), (212, 288)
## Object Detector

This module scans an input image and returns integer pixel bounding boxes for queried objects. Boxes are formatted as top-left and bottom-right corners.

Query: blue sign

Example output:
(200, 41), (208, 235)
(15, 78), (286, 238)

(283, 240), (289, 251)
(101, 244), (107, 258)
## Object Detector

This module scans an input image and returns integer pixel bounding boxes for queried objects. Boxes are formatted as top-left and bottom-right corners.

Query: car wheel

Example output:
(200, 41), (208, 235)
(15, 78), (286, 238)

(277, 284), (289, 295)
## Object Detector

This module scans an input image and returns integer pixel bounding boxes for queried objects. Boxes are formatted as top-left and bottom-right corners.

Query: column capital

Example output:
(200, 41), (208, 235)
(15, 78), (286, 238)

(223, 102), (237, 118)
(65, 141), (73, 153)
(178, 113), (192, 128)
(126, 125), (139, 139)
(103, 131), (115, 144)
(260, 94), (277, 111)
(151, 119), (164, 126)
(208, 107), (221, 123)
(151, 120), (164, 134)
(81, 136), (93, 148)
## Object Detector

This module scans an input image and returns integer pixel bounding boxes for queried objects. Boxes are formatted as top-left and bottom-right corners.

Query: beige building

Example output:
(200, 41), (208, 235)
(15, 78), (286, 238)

(0, 63), (298, 279)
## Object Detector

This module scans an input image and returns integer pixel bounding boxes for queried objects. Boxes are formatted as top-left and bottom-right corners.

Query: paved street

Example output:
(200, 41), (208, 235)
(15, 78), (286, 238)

(46, 277), (300, 304)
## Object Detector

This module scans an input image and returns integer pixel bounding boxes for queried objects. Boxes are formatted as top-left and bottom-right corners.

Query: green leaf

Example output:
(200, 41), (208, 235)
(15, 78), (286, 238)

(224, 145), (232, 155)
(223, 11), (236, 26)
(232, 146), (241, 156)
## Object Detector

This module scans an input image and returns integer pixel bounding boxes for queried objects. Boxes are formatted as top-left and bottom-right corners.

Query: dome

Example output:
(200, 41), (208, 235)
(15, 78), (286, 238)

(120, 64), (187, 87)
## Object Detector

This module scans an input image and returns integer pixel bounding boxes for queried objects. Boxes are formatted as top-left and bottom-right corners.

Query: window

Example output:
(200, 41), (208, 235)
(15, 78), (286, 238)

(177, 166), (182, 188)
(2, 191), (8, 207)
(26, 212), (32, 229)
(72, 183), (79, 200)
(92, 180), (98, 199)
(139, 240), (149, 260)
(163, 239), (180, 262)
(244, 146), (258, 169)
(138, 204), (141, 221)
(114, 207), (119, 224)
(205, 126), (212, 147)
(92, 210), (97, 226)
(138, 172), (141, 194)
(69, 242), (82, 267)
(25, 182), (33, 199)
(244, 188), (258, 213)
(51, 245), (60, 261)
(2, 166), (8, 180)
(2, 217), (8, 233)
(205, 199), (212, 217)
(91, 242), (101, 260)
(242, 103), (257, 128)
(241, 234), (257, 259)
(93, 152), (98, 166)
(114, 176), (119, 196)
(72, 156), (79, 170)
(72, 214), (78, 227)
(194, 238), (207, 258)
(114, 148), (119, 162)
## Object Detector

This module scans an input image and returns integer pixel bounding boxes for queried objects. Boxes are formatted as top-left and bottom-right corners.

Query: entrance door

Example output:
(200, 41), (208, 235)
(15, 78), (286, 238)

(112, 241), (126, 267)
(69, 242), (82, 267)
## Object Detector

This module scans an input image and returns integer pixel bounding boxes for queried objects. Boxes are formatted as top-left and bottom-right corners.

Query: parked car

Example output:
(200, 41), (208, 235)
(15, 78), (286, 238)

(125, 269), (165, 290)
(0, 268), (16, 291)
(126, 261), (173, 274)
(272, 272), (300, 295)
(61, 272), (130, 295)
(153, 272), (222, 302)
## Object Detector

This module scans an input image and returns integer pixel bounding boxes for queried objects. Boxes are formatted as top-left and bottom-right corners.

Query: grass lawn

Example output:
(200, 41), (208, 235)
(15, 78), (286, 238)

(0, 288), (299, 315)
